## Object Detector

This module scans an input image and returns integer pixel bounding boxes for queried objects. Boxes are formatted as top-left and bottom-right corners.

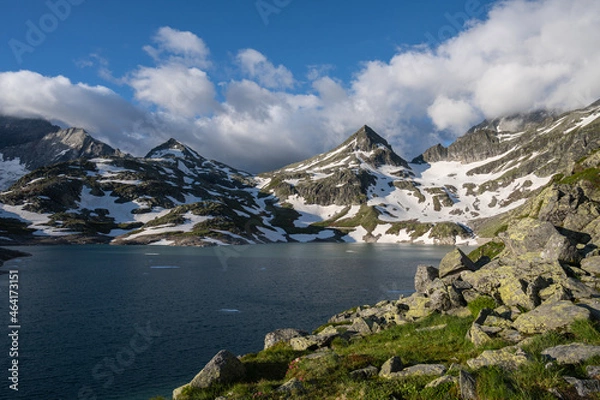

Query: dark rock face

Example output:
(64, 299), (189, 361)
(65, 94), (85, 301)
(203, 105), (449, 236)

(0, 115), (61, 148)
(0, 116), (122, 191)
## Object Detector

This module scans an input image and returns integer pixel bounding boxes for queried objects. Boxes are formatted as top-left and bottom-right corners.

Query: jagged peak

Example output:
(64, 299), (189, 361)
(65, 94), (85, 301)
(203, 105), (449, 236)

(343, 125), (391, 149)
(145, 138), (204, 161)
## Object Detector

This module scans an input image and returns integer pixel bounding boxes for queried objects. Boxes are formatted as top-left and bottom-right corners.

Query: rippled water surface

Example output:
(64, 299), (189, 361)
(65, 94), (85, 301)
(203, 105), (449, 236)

(0, 243), (466, 399)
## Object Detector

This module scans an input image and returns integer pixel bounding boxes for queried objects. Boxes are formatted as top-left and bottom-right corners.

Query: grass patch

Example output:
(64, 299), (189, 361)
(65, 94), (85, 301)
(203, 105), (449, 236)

(332, 205), (380, 233)
(467, 296), (498, 317)
(332, 314), (476, 366)
(468, 241), (506, 267)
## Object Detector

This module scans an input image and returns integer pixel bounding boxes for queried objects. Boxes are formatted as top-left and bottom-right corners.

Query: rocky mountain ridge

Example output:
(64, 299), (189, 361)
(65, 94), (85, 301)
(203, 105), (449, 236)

(0, 116), (121, 190)
(0, 99), (599, 246)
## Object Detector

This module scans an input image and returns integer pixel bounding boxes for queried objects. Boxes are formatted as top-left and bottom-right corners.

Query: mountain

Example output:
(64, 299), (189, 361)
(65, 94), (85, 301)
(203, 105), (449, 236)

(0, 116), (121, 190)
(0, 100), (599, 246)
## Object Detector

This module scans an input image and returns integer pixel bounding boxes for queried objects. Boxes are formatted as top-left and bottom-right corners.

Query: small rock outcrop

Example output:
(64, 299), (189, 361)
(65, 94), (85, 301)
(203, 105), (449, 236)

(512, 301), (590, 334)
(541, 343), (600, 365)
(173, 350), (246, 399)
(264, 328), (308, 350)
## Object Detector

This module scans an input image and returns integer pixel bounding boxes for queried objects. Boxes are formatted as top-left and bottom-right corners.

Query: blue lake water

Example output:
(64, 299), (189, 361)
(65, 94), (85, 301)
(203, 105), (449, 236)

(0, 243), (467, 400)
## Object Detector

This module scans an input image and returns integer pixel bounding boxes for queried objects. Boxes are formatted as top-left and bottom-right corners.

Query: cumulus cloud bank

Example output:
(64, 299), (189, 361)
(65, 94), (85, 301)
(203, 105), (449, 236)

(1, 0), (599, 172)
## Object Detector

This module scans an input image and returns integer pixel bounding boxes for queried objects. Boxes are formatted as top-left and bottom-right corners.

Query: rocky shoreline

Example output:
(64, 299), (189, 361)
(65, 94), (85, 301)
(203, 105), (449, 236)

(0, 247), (30, 269)
(169, 209), (600, 400)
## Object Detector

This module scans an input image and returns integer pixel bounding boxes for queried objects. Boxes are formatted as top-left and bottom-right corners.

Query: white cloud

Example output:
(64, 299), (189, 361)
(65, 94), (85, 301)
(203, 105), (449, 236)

(2, 1), (600, 173)
(428, 96), (479, 133)
(237, 49), (294, 89)
(143, 26), (210, 68)
(129, 64), (218, 117)
(0, 70), (148, 147)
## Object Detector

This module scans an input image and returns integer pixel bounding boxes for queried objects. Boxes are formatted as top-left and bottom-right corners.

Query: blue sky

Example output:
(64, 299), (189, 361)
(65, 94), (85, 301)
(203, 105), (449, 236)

(1, 0), (600, 172)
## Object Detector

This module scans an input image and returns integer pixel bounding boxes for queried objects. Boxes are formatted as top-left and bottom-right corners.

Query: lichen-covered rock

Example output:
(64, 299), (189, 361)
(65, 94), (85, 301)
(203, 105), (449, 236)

(581, 256), (600, 275)
(379, 356), (404, 378)
(189, 350), (246, 389)
(264, 328), (308, 350)
(512, 301), (590, 334)
(497, 277), (537, 310)
(563, 376), (600, 397)
(438, 249), (476, 280)
(501, 218), (558, 256)
(587, 365), (600, 379)
(467, 347), (530, 370)
(290, 334), (335, 351)
(578, 298), (600, 321)
(277, 377), (305, 393)
(467, 323), (492, 347)
(349, 317), (375, 336)
(415, 264), (439, 293)
(459, 370), (478, 400)
(401, 293), (434, 320)
(541, 343), (600, 365)
(384, 364), (447, 379)
(541, 231), (581, 265)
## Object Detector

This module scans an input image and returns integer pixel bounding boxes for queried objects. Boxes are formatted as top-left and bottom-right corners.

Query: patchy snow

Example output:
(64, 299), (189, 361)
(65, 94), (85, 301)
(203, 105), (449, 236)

(125, 213), (214, 240)
(148, 239), (176, 246)
(0, 155), (29, 191)
(284, 195), (348, 227)
(76, 187), (138, 223)
(202, 237), (229, 246)
(565, 111), (600, 133)
(98, 179), (142, 185)
(256, 225), (287, 242)
(342, 226), (368, 243)
(0, 203), (71, 236)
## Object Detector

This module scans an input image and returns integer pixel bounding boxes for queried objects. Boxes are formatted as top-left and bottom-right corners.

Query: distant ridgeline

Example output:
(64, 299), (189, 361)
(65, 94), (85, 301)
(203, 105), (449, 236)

(0, 99), (599, 246)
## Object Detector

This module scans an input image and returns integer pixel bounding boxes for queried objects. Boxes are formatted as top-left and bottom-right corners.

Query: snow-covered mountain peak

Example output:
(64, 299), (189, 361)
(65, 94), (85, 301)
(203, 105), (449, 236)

(145, 138), (205, 163)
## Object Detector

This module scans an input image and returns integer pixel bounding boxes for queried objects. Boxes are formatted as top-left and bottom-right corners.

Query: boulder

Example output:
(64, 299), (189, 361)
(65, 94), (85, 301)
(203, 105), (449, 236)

(276, 377), (305, 394)
(264, 328), (308, 350)
(379, 356), (404, 378)
(290, 333), (336, 351)
(401, 293), (434, 320)
(501, 218), (558, 256)
(578, 298), (600, 320)
(497, 277), (537, 310)
(349, 317), (375, 336)
(512, 301), (590, 334)
(384, 364), (447, 379)
(563, 376), (600, 397)
(541, 231), (580, 265)
(467, 323), (493, 347)
(415, 265), (439, 293)
(189, 350), (246, 389)
(467, 347), (530, 370)
(587, 365), (600, 379)
(541, 343), (600, 365)
(438, 249), (476, 280)
(582, 256), (600, 275)
(349, 365), (378, 380)
(459, 370), (478, 400)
